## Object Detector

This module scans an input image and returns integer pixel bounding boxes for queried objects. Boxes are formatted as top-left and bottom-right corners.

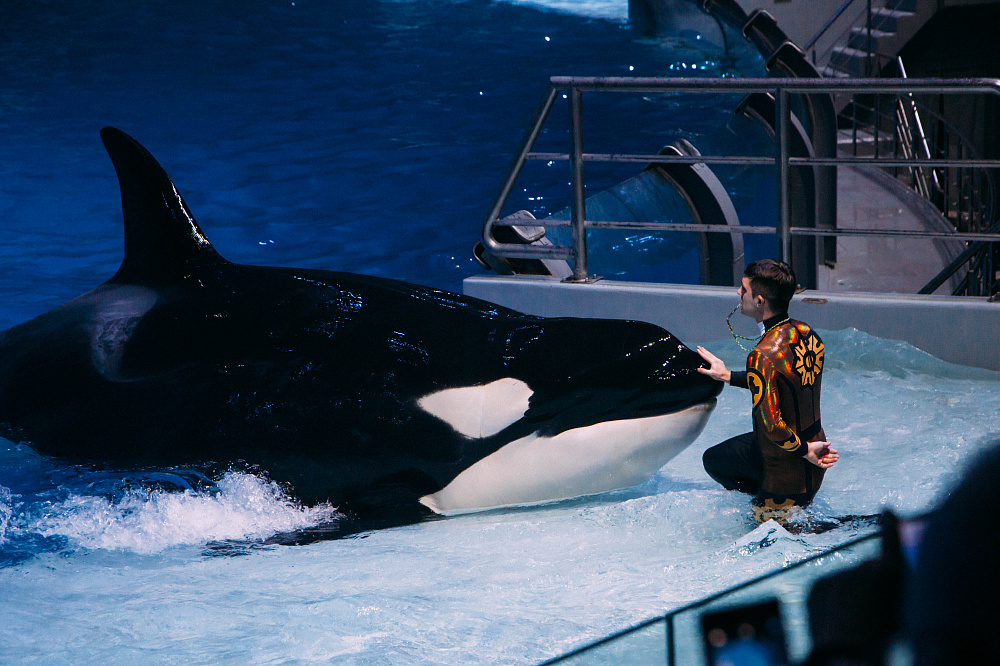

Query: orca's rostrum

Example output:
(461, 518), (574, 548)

(0, 128), (722, 527)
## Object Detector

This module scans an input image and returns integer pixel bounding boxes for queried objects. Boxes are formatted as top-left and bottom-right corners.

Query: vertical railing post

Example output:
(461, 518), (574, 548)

(775, 87), (792, 264)
(665, 614), (675, 666)
(866, 0), (873, 76)
(567, 87), (590, 282)
(874, 91), (881, 159)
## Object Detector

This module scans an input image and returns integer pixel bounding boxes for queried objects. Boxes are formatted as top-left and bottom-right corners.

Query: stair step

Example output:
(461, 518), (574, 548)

(872, 7), (915, 17)
(831, 46), (876, 59)
(836, 128), (895, 145)
(829, 46), (879, 67)
(830, 46), (888, 76)
(850, 27), (895, 38)
(820, 65), (852, 78)
(869, 7), (915, 32)
(847, 27), (896, 52)
(884, 0), (916, 10)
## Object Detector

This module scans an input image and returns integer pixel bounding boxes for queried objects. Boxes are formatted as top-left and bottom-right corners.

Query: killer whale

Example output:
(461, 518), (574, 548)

(0, 127), (722, 527)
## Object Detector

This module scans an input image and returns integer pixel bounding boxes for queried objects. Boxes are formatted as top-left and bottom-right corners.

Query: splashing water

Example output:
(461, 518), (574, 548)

(0, 488), (12, 547)
(28, 473), (339, 555)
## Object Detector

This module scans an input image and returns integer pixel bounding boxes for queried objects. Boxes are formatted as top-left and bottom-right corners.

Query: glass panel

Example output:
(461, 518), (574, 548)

(554, 619), (667, 666)
(546, 535), (882, 665)
(671, 537), (882, 665)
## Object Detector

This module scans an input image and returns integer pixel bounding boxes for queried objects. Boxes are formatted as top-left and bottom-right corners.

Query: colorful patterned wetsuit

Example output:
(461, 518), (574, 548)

(703, 313), (826, 504)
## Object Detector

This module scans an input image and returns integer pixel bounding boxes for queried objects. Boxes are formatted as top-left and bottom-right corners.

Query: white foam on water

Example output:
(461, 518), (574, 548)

(0, 487), (12, 546)
(29, 472), (339, 554)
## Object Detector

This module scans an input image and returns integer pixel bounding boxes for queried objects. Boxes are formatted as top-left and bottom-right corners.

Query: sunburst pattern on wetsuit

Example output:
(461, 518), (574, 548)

(793, 333), (825, 387)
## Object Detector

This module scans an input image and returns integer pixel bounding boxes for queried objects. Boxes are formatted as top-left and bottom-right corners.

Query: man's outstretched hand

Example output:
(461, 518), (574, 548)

(805, 440), (839, 469)
(696, 346), (731, 383)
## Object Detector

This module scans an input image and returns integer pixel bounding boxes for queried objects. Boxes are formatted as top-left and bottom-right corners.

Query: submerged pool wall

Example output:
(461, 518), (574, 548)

(463, 276), (1000, 371)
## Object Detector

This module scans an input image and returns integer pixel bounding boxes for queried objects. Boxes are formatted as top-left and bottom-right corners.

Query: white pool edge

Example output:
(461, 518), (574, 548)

(463, 275), (1000, 371)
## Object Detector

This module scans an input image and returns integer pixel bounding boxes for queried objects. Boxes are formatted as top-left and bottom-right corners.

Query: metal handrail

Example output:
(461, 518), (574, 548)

(480, 76), (1000, 284)
(523, 152), (1000, 169)
(920, 216), (1000, 295)
(492, 217), (1000, 241)
(804, 0), (859, 51)
(896, 57), (939, 198)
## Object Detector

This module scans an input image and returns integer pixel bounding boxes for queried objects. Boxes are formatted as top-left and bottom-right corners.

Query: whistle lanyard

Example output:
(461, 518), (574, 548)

(727, 304), (789, 353)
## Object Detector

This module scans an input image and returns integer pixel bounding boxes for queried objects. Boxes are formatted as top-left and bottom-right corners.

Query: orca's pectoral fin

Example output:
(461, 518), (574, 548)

(100, 127), (227, 286)
(263, 506), (443, 546)
(248, 469), (446, 547)
(518, 384), (637, 438)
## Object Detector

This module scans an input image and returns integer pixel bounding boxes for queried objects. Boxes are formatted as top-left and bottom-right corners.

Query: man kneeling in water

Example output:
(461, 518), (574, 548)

(696, 260), (839, 523)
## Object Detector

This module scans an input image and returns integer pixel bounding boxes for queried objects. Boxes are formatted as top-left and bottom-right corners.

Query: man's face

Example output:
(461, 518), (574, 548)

(738, 277), (762, 320)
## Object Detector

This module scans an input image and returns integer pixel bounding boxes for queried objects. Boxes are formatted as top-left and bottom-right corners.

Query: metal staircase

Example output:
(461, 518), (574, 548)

(822, 0), (920, 77)
(759, 0), (1000, 296)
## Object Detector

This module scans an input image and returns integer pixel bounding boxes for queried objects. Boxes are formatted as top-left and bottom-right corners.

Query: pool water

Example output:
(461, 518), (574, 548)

(2, 328), (998, 663)
(2, 1), (998, 663)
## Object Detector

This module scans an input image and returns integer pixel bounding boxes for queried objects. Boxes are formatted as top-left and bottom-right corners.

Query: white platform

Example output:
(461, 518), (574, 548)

(464, 275), (1000, 371)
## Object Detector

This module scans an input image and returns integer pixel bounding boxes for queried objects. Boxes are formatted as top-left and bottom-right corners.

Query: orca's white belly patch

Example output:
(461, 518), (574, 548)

(419, 399), (717, 515)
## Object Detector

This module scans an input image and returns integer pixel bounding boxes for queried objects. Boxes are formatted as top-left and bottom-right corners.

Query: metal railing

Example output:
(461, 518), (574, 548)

(837, 66), (998, 294)
(541, 529), (884, 665)
(894, 59), (939, 199)
(480, 76), (1000, 291)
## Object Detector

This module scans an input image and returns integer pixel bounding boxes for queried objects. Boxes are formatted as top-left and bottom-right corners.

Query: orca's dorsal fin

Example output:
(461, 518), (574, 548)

(100, 127), (227, 285)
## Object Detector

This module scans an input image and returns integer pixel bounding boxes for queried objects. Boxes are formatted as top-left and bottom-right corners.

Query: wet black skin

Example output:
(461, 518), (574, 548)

(0, 128), (722, 527)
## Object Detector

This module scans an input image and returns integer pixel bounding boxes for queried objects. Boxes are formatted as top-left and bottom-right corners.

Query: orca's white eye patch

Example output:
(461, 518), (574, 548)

(417, 378), (532, 439)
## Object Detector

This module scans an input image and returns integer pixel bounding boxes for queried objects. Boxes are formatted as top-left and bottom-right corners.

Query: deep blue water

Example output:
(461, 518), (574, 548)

(1, 0), (775, 331)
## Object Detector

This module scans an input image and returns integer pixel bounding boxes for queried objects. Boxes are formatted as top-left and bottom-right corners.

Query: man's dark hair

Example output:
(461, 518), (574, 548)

(745, 259), (796, 312)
